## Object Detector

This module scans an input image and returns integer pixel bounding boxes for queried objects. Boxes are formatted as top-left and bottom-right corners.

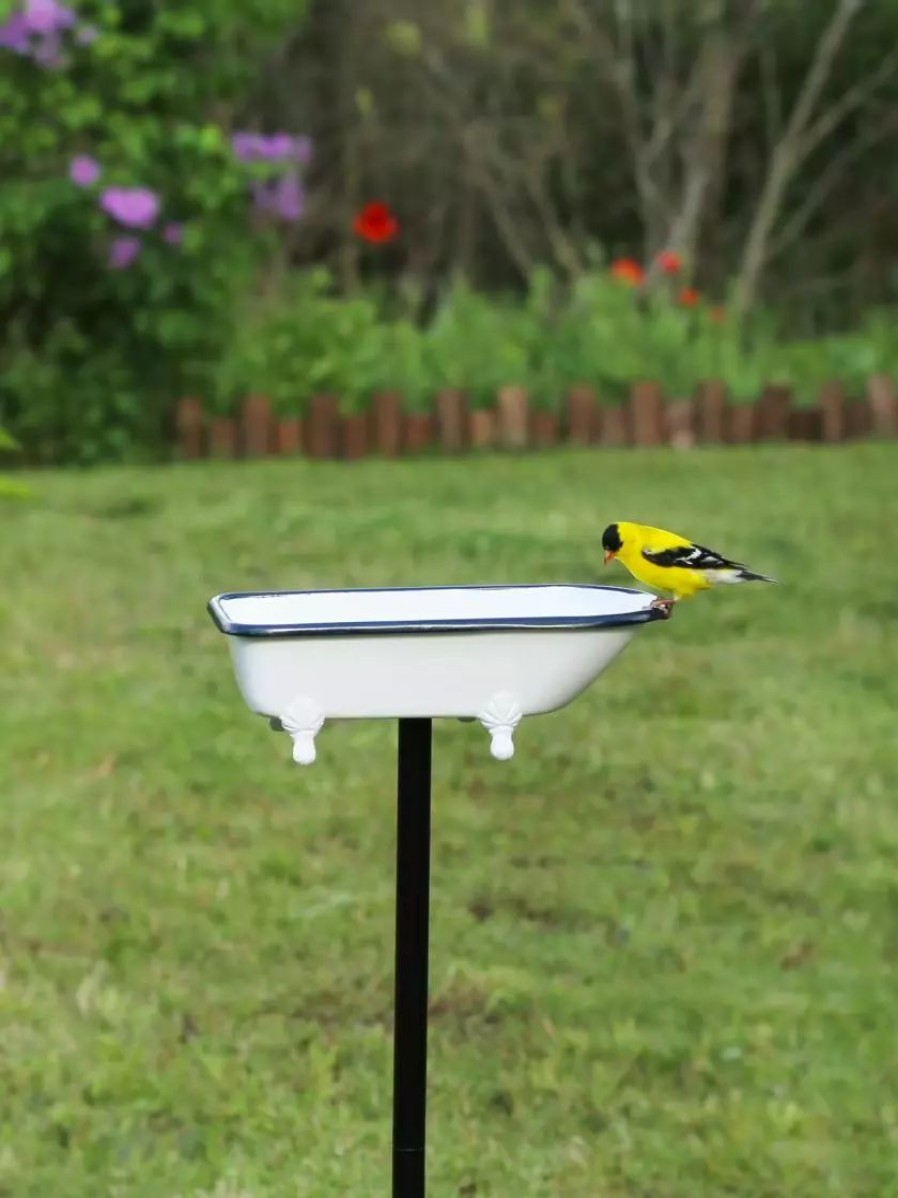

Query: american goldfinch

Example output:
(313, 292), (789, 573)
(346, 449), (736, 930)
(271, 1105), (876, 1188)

(601, 521), (776, 615)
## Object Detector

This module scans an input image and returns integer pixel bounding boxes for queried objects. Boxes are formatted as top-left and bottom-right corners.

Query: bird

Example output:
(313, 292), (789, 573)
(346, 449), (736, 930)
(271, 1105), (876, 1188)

(601, 521), (776, 616)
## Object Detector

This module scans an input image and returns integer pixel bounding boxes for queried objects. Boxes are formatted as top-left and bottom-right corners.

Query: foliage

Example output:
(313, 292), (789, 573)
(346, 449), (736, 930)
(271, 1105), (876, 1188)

(214, 269), (390, 417)
(1, 447), (897, 1196)
(212, 261), (898, 419)
(0, 0), (310, 464)
(7, 0), (898, 463)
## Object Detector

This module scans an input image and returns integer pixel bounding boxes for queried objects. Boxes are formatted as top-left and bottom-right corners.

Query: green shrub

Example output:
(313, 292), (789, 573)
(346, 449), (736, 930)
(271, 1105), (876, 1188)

(216, 262), (898, 421)
(0, 0), (309, 464)
(214, 269), (390, 416)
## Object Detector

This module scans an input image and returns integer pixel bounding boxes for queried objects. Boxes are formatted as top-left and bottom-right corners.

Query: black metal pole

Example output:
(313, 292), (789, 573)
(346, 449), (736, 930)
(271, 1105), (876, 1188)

(392, 718), (433, 1198)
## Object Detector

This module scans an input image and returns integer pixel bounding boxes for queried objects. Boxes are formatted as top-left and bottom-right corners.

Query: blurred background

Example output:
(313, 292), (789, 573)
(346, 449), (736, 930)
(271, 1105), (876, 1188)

(3, 0), (898, 464)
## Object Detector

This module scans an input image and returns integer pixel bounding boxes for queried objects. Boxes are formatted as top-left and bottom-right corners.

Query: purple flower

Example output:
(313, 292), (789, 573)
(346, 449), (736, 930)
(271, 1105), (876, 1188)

(231, 132), (262, 162)
(261, 133), (294, 160)
(162, 222), (184, 245)
(1, 2), (92, 61)
(273, 173), (303, 220)
(99, 186), (160, 229)
(0, 14), (30, 52)
(69, 154), (100, 187)
(23, 0), (76, 35)
(252, 172), (304, 222)
(232, 130), (313, 165)
(108, 236), (141, 270)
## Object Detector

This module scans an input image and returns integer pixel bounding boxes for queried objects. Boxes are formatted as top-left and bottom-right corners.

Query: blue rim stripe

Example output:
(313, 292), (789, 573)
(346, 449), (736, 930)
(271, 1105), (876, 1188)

(207, 583), (664, 638)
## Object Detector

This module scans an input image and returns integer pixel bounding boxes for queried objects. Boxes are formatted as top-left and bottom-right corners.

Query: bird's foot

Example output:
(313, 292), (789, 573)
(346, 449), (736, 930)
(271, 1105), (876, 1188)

(650, 597), (676, 619)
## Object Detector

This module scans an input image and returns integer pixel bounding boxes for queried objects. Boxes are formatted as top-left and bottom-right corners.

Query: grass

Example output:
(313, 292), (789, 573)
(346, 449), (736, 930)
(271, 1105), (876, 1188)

(1, 443), (897, 1198)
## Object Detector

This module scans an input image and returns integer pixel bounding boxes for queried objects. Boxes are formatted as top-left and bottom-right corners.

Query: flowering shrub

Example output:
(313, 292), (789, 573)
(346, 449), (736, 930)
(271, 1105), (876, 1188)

(213, 255), (898, 419)
(0, 0), (310, 463)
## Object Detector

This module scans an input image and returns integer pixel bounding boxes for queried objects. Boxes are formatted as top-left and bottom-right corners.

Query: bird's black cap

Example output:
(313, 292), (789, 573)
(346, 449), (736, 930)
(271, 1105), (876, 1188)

(601, 523), (622, 552)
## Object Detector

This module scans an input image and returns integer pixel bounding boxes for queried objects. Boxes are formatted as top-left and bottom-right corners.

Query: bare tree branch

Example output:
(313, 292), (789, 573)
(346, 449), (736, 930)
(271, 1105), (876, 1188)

(732, 0), (868, 315)
(519, 160), (585, 278)
(769, 113), (898, 259)
(798, 43), (898, 160)
(461, 136), (538, 279)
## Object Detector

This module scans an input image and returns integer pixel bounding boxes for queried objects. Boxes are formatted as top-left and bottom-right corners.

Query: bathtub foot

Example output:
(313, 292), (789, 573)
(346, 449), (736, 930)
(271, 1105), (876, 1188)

(478, 692), (522, 760)
(280, 698), (325, 765)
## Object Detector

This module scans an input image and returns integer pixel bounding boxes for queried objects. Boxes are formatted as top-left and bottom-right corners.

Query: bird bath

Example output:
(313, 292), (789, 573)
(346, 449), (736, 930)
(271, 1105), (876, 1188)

(207, 582), (670, 1197)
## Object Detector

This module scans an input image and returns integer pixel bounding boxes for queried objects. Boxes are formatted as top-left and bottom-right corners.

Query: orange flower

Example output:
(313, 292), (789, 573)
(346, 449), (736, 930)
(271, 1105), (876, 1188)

(655, 250), (681, 275)
(678, 287), (701, 307)
(610, 257), (644, 286)
(353, 201), (399, 244)
(709, 306), (726, 323)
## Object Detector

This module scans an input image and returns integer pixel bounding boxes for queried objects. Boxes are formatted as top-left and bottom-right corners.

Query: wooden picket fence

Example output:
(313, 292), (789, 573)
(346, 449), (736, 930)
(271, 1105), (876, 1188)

(173, 377), (898, 462)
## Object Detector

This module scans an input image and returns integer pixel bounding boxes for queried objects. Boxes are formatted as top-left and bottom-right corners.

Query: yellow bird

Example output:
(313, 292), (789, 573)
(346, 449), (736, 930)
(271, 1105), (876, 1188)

(601, 521), (776, 615)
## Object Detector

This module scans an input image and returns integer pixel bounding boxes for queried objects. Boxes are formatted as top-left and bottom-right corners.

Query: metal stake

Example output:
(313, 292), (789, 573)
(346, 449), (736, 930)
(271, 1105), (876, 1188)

(392, 718), (433, 1198)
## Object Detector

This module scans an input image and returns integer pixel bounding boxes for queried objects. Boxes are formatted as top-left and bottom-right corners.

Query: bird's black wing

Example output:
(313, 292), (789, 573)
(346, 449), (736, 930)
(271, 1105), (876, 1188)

(641, 542), (743, 572)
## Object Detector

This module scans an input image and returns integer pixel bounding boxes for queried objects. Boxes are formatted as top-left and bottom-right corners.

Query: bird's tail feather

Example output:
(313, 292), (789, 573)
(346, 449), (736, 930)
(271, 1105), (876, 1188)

(738, 569), (777, 583)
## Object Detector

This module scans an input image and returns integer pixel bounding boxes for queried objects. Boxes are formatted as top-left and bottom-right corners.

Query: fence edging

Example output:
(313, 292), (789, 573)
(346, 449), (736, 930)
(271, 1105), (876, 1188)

(174, 379), (895, 462)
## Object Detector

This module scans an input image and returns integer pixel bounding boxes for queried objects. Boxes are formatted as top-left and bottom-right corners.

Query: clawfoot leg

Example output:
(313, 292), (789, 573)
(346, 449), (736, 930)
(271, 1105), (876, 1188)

(478, 692), (523, 760)
(279, 698), (325, 765)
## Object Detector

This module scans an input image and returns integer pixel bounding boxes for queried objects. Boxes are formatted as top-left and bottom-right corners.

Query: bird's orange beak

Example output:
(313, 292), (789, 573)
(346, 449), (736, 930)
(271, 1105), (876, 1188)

(603, 550), (615, 565)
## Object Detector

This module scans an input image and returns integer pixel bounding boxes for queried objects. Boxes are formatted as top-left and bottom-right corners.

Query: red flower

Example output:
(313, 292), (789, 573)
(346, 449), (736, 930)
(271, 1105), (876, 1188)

(678, 287), (701, 307)
(709, 306), (726, 323)
(353, 201), (399, 244)
(610, 257), (644, 286)
(655, 250), (681, 275)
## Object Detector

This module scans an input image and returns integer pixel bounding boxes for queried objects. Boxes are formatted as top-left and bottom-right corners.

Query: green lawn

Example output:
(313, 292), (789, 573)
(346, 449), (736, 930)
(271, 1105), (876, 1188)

(2, 444), (897, 1198)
